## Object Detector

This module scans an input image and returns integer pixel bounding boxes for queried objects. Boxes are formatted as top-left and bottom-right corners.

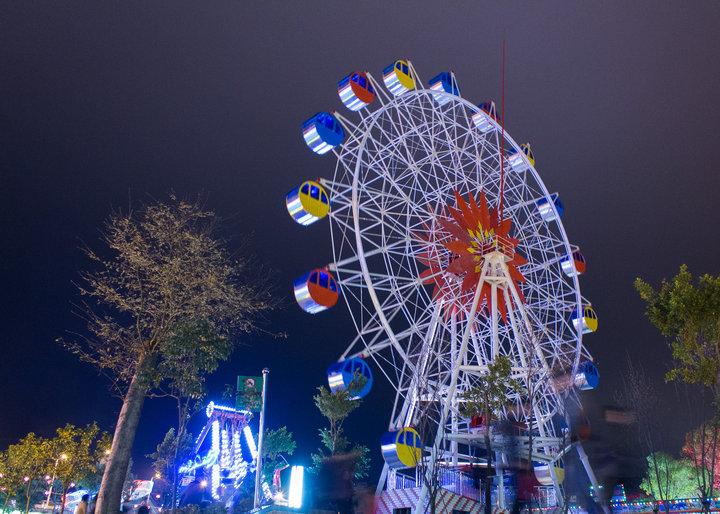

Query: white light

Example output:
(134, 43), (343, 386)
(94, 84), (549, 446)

(211, 420), (220, 455)
(221, 429), (230, 469)
(211, 420), (221, 499)
(288, 466), (304, 509)
(262, 481), (272, 501)
(243, 425), (258, 460)
(212, 464), (220, 500)
(232, 431), (243, 478)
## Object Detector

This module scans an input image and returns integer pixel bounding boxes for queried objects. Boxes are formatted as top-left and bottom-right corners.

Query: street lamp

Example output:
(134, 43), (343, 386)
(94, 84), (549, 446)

(43, 454), (67, 509)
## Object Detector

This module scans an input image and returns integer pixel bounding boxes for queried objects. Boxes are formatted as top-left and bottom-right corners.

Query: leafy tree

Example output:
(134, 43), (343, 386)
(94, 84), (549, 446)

(146, 428), (193, 511)
(459, 355), (523, 514)
(61, 195), (276, 514)
(153, 319), (230, 513)
(262, 427), (296, 478)
(51, 423), (112, 514)
(311, 378), (370, 486)
(0, 449), (23, 513)
(636, 266), (720, 512)
(640, 453), (698, 500)
(7, 433), (52, 514)
(233, 426), (297, 510)
(146, 428), (193, 480)
(684, 422), (720, 492)
(635, 266), (720, 395)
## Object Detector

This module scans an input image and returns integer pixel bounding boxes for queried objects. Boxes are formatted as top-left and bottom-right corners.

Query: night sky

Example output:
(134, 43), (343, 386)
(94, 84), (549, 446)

(3, 1), (720, 483)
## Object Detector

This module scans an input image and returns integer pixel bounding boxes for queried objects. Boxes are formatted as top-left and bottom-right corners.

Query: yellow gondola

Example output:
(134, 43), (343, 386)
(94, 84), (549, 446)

(380, 427), (422, 468)
(382, 59), (415, 96)
(285, 181), (330, 226)
(507, 143), (535, 171)
(534, 459), (565, 486)
(572, 306), (598, 334)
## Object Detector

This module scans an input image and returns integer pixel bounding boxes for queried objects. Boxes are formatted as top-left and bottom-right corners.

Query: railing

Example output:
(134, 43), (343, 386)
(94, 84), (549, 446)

(389, 472), (416, 490)
(492, 234), (515, 259)
(389, 468), (482, 501)
(611, 498), (720, 513)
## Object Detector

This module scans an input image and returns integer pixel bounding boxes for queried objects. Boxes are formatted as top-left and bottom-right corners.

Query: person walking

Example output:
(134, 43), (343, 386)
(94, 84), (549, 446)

(74, 495), (89, 514)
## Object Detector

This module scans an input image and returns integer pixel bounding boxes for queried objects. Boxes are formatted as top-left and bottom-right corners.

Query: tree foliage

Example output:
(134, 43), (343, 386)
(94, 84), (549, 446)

(683, 422), (720, 492)
(0, 448), (24, 513)
(62, 195), (276, 514)
(459, 355), (524, 514)
(459, 355), (524, 420)
(311, 377), (370, 480)
(640, 453), (698, 500)
(3, 433), (52, 514)
(0, 427), (110, 514)
(66, 195), (274, 388)
(262, 427), (296, 464)
(635, 266), (720, 393)
(51, 423), (111, 513)
(146, 428), (193, 480)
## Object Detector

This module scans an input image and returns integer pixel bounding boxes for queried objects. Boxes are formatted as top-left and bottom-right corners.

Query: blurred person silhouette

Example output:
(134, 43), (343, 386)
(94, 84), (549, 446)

(75, 495), (89, 514)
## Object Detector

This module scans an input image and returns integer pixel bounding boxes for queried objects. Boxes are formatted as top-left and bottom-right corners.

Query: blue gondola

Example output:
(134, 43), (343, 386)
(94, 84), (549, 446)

(338, 72), (376, 111)
(327, 357), (373, 399)
(428, 72), (460, 106)
(302, 112), (345, 155)
(293, 269), (339, 314)
(571, 306), (598, 334)
(536, 194), (564, 222)
(574, 361), (599, 390)
(381, 427), (422, 468)
(472, 102), (500, 133)
(561, 250), (586, 277)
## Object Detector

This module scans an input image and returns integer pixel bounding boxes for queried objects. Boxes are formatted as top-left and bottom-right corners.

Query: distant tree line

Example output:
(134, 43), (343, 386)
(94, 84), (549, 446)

(0, 423), (110, 514)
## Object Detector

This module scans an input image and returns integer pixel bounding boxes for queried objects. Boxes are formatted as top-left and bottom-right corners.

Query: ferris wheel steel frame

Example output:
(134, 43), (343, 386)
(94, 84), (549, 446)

(298, 61), (599, 507)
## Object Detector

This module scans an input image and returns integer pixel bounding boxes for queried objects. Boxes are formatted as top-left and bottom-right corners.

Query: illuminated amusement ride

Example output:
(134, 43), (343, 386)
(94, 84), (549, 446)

(287, 59), (600, 510)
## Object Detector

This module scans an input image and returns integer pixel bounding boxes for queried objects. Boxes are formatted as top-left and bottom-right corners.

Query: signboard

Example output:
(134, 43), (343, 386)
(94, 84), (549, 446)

(236, 375), (263, 412)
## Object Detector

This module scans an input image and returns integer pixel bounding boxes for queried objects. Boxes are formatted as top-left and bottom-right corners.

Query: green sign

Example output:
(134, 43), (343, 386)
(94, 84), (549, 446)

(236, 375), (263, 412)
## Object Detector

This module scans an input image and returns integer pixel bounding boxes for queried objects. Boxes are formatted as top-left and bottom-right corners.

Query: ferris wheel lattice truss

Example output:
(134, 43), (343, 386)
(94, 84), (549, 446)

(286, 59), (601, 506)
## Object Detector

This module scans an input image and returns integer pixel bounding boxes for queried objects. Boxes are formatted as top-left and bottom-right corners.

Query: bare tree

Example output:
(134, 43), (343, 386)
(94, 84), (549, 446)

(62, 195), (276, 514)
(412, 370), (444, 514)
(680, 385), (719, 514)
(615, 357), (676, 513)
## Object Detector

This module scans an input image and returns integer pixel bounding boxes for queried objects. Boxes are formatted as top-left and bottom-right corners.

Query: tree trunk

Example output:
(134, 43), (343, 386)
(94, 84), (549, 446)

(95, 356), (154, 514)
(171, 398), (188, 514)
(25, 481), (31, 514)
(170, 427), (182, 514)
(484, 407), (492, 514)
(61, 485), (68, 514)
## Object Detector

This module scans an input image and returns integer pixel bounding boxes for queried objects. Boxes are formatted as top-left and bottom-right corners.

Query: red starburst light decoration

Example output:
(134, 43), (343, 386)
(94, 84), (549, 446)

(416, 190), (527, 322)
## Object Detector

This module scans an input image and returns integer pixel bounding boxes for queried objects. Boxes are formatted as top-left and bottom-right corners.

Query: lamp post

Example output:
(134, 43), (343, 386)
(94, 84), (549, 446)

(253, 368), (269, 509)
(43, 454), (67, 509)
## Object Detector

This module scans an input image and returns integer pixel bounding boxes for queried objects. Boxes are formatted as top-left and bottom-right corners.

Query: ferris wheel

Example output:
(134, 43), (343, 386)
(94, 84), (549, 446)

(287, 59), (600, 502)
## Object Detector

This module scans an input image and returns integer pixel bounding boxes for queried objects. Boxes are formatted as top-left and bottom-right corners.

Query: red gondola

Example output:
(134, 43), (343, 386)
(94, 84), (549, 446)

(561, 250), (586, 277)
(293, 269), (339, 314)
(338, 72), (375, 111)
